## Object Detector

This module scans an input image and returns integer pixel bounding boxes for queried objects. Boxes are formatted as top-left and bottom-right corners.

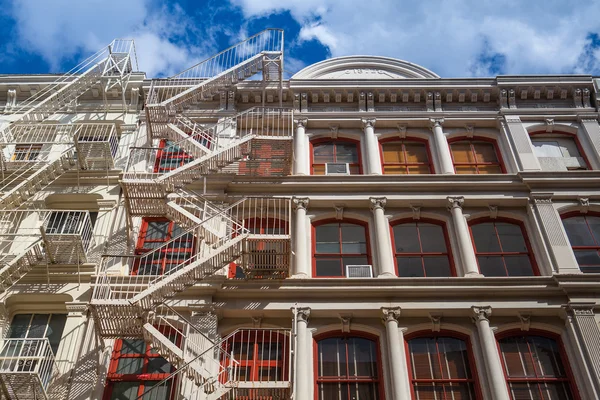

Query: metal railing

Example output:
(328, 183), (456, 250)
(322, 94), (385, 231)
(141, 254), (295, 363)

(146, 29), (283, 108)
(0, 338), (58, 395)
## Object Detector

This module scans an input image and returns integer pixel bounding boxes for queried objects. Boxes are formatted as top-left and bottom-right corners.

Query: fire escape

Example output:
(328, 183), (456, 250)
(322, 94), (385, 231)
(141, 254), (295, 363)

(90, 29), (295, 399)
(0, 40), (138, 399)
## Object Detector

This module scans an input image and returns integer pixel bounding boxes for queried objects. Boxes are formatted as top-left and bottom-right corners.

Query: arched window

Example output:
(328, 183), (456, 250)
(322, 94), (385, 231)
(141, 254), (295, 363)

(469, 219), (537, 276)
(392, 220), (454, 277)
(381, 139), (433, 174)
(530, 132), (589, 171)
(562, 214), (600, 273)
(133, 218), (195, 275)
(311, 139), (361, 175)
(406, 333), (479, 399)
(104, 331), (180, 400)
(497, 332), (578, 400)
(313, 220), (370, 278)
(449, 138), (504, 174)
(315, 333), (383, 400)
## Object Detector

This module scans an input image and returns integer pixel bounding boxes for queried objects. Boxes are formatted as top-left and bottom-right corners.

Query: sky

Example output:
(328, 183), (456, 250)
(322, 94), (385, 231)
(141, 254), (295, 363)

(0, 0), (599, 79)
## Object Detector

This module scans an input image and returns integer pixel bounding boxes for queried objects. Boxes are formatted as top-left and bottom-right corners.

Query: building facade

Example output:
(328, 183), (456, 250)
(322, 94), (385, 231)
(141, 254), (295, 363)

(0, 29), (599, 399)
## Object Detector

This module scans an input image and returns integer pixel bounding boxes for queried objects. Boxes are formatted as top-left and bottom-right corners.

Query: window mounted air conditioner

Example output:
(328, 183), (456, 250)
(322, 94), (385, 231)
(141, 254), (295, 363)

(346, 265), (373, 278)
(326, 163), (350, 175)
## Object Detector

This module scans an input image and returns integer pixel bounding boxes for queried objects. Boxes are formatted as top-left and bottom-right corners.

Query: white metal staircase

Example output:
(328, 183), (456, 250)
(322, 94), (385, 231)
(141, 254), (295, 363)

(0, 240), (44, 292)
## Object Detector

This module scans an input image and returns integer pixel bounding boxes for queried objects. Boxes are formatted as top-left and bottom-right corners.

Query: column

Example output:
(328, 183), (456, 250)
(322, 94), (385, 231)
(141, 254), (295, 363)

(370, 197), (396, 277)
(362, 119), (382, 175)
(293, 197), (310, 278)
(471, 306), (511, 400)
(502, 116), (541, 171)
(295, 307), (311, 400)
(447, 197), (481, 276)
(294, 118), (309, 175)
(381, 307), (411, 399)
(430, 119), (455, 174)
(531, 196), (581, 274)
(564, 303), (600, 397)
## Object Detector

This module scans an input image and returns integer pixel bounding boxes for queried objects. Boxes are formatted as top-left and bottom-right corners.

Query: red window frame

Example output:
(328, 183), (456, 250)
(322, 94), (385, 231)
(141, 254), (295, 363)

(496, 329), (580, 400)
(132, 218), (195, 276)
(310, 138), (363, 175)
(469, 217), (539, 277)
(221, 330), (290, 384)
(529, 131), (591, 170)
(103, 329), (181, 400)
(390, 218), (455, 277)
(313, 331), (385, 400)
(561, 212), (600, 273)
(379, 137), (434, 174)
(312, 219), (371, 278)
(154, 139), (194, 173)
(228, 217), (289, 279)
(449, 137), (506, 174)
(405, 330), (482, 400)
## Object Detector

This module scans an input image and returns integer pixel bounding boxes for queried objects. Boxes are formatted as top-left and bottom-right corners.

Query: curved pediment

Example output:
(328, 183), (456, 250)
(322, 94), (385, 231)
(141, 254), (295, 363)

(291, 56), (440, 80)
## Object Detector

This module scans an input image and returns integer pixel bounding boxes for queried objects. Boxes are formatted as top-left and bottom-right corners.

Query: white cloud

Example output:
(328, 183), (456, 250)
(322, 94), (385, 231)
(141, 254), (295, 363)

(8, 0), (209, 77)
(231, 0), (600, 77)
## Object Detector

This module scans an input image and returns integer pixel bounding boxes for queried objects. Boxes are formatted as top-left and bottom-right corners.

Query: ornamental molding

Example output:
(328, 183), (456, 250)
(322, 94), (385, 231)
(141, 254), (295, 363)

(471, 306), (492, 322)
(578, 197), (590, 213)
(292, 197), (309, 211)
(429, 313), (442, 332)
(339, 314), (352, 333)
(296, 307), (311, 323)
(381, 307), (401, 323)
(517, 312), (531, 331)
(410, 205), (421, 220)
(66, 302), (88, 317)
(369, 197), (386, 211)
(294, 118), (308, 129)
(565, 302), (595, 317)
(447, 196), (464, 210)
(361, 118), (376, 129)
(291, 56), (440, 80)
(429, 118), (444, 129)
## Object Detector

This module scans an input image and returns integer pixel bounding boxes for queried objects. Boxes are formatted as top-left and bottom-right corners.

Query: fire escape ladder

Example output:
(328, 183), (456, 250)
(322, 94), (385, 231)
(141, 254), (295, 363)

(0, 239), (44, 292)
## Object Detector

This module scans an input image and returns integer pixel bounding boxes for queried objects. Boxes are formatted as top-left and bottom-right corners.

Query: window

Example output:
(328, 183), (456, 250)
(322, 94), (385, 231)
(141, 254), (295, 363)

(12, 144), (43, 161)
(45, 211), (97, 234)
(104, 336), (178, 400)
(313, 221), (370, 277)
(222, 330), (289, 383)
(450, 139), (504, 174)
(531, 134), (588, 171)
(470, 220), (537, 277)
(154, 140), (194, 173)
(312, 140), (361, 175)
(133, 218), (194, 275)
(392, 220), (454, 277)
(315, 334), (383, 400)
(498, 332), (578, 400)
(229, 218), (289, 279)
(381, 140), (433, 174)
(562, 214), (600, 273)
(5, 314), (67, 355)
(407, 333), (479, 399)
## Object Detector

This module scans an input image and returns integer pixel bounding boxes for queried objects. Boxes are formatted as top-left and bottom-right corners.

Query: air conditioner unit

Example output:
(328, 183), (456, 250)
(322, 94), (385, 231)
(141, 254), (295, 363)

(346, 265), (373, 278)
(326, 163), (350, 175)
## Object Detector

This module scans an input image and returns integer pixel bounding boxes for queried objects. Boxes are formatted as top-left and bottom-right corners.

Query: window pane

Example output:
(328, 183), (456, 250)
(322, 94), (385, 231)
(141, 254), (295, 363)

(409, 338), (440, 379)
(471, 223), (501, 252)
(477, 165), (502, 174)
(563, 216), (595, 246)
(496, 223), (528, 252)
(313, 144), (335, 163)
(145, 222), (169, 241)
(341, 224), (366, 254)
(530, 336), (565, 377)
(116, 357), (143, 374)
(455, 165), (478, 174)
(383, 165), (406, 174)
(142, 380), (172, 400)
(574, 250), (600, 272)
(110, 382), (140, 400)
(318, 338), (347, 377)
(27, 315), (49, 338)
(532, 140), (563, 158)
(313, 164), (326, 175)
(147, 357), (172, 374)
(404, 143), (428, 163)
(342, 257), (369, 269)
(439, 337), (470, 379)
(315, 258), (343, 277)
(451, 143), (475, 163)
(474, 142), (498, 163)
(407, 165), (431, 174)
(349, 383), (379, 400)
(46, 315), (67, 354)
(419, 224), (447, 253)
(423, 257), (452, 277)
(316, 225), (340, 253)
(382, 143), (403, 163)
(397, 257), (424, 277)
(504, 255), (534, 276)
(335, 143), (358, 163)
(393, 224), (420, 253)
(477, 256), (506, 276)
(318, 383), (347, 400)
(348, 338), (377, 377)
(587, 216), (600, 244)
(8, 315), (31, 338)
(121, 339), (146, 355)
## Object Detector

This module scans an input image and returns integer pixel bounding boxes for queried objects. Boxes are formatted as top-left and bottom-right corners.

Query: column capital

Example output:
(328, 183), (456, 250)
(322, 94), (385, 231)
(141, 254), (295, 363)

(294, 118), (308, 128)
(564, 302), (595, 317)
(293, 197), (309, 211)
(296, 307), (311, 323)
(361, 118), (376, 129)
(471, 306), (492, 322)
(381, 307), (401, 323)
(369, 197), (387, 211)
(531, 194), (553, 205)
(447, 196), (465, 210)
(66, 302), (88, 317)
(429, 118), (444, 129)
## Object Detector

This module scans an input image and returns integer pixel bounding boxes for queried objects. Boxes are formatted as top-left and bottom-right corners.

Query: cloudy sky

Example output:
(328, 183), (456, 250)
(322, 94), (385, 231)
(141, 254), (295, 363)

(0, 0), (599, 79)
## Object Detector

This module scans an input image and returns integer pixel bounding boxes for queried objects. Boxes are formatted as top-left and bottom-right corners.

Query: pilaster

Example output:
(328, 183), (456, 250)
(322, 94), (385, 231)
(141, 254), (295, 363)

(294, 118), (309, 175)
(362, 118), (382, 175)
(447, 197), (481, 276)
(295, 307), (311, 400)
(429, 118), (454, 174)
(370, 197), (395, 277)
(381, 307), (411, 399)
(292, 197), (310, 278)
(501, 116), (541, 171)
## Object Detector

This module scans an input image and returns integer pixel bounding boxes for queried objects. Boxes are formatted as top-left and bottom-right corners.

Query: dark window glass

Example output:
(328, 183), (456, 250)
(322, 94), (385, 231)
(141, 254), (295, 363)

(393, 222), (452, 277)
(314, 222), (369, 277)
(312, 141), (361, 175)
(563, 215), (600, 273)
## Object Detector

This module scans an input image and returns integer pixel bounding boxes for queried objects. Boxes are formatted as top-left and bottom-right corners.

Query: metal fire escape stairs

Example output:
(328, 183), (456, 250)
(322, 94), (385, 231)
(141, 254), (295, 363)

(91, 29), (290, 400)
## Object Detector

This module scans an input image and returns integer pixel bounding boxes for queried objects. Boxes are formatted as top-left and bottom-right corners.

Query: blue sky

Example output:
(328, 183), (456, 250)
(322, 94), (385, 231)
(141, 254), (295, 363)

(1, 0), (599, 79)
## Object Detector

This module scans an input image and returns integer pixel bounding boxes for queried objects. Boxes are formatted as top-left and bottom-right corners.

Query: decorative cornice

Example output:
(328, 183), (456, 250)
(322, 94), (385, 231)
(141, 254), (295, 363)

(369, 197), (387, 211)
(296, 307), (311, 323)
(447, 196), (464, 210)
(293, 197), (309, 211)
(381, 307), (401, 323)
(471, 305), (492, 322)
